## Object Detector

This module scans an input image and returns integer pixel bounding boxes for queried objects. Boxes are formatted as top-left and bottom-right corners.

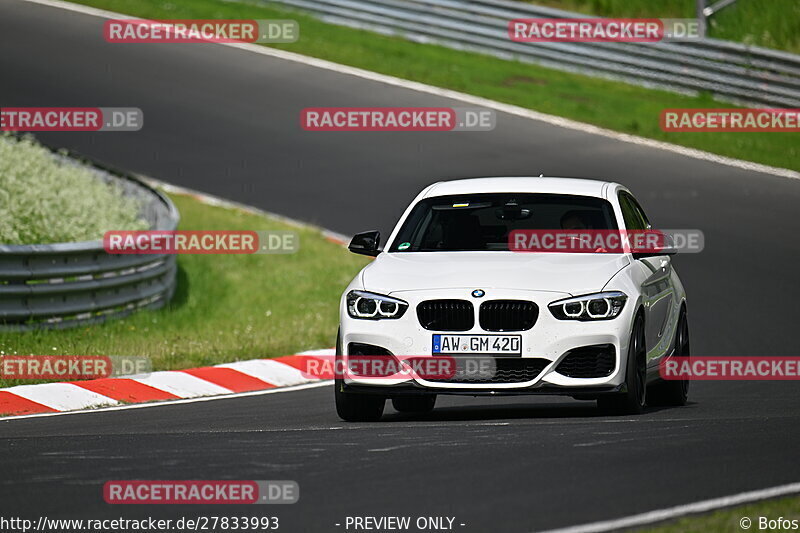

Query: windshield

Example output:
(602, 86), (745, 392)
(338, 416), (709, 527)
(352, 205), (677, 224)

(389, 193), (618, 252)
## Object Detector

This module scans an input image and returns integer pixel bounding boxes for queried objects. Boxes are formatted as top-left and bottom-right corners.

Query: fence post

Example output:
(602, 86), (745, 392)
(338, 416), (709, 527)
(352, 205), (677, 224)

(696, 0), (708, 37)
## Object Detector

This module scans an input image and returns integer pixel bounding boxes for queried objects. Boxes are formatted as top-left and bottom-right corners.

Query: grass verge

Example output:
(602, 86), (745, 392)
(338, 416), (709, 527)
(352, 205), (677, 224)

(0, 192), (369, 388)
(640, 493), (800, 532)
(70, 0), (797, 171)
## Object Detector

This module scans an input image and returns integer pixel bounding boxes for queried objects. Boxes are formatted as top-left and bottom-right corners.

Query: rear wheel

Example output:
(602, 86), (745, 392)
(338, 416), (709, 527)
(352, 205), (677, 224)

(598, 315), (646, 415)
(392, 395), (436, 414)
(334, 330), (385, 422)
(647, 308), (690, 406)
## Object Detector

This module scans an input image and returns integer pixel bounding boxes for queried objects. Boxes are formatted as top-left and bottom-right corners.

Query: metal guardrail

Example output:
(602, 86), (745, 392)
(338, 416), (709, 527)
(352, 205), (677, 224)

(0, 148), (179, 331)
(268, 0), (800, 107)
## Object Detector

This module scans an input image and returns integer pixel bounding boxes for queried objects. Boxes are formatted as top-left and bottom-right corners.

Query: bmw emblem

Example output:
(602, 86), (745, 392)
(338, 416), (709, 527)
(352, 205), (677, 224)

(471, 289), (485, 298)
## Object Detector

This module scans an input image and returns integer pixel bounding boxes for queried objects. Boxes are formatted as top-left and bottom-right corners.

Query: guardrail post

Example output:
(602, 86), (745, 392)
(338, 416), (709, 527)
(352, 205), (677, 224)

(696, 0), (708, 37)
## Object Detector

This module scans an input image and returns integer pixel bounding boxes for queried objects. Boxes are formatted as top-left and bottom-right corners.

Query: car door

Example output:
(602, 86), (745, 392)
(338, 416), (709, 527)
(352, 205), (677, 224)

(619, 191), (675, 363)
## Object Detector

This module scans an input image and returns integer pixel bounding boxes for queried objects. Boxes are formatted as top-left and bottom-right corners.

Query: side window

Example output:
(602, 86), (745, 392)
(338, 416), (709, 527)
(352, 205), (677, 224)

(618, 192), (644, 230)
(628, 195), (651, 229)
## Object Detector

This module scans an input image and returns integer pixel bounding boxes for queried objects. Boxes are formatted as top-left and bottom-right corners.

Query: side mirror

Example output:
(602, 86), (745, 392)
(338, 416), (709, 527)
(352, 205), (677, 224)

(632, 250), (676, 259)
(348, 231), (381, 257)
(631, 230), (677, 259)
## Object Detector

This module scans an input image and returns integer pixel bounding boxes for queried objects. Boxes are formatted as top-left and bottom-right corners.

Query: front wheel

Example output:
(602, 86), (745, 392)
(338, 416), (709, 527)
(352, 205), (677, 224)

(335, 378), (385, 422)
(598, 315), (646, 415)
(334, 330), (385, 422)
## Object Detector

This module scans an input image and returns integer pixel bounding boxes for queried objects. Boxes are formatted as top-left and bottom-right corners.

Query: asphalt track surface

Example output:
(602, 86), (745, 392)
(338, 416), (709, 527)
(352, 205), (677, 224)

(2, 1), (800, 531)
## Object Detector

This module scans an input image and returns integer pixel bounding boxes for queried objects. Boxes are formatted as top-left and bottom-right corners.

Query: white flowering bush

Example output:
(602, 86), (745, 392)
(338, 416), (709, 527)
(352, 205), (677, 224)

(0, 134), (148, 244)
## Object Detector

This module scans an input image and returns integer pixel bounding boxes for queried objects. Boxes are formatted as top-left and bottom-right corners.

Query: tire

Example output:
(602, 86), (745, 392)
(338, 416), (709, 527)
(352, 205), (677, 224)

(598, 314), (647, 415)
(647, 308), (690, 407)
(333, 329), (385, 422)
(392, 395), (436, 414)
(335, 378), (385, 422)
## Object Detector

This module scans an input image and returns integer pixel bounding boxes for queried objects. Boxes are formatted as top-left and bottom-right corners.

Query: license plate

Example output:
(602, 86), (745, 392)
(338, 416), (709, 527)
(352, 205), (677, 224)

(432, 334), (521, 355)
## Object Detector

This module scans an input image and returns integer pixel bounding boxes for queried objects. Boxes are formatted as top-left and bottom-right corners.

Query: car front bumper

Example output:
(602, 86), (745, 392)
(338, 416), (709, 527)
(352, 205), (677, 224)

(339, 288), (637, 393)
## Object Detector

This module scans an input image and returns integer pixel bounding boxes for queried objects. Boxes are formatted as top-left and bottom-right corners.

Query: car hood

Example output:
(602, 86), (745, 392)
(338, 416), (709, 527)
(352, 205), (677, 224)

(361, 252), (630, 296)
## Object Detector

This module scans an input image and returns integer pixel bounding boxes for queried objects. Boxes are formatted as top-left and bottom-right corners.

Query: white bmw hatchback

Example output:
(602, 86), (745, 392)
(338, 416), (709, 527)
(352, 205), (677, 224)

(336, 177), (689, 421)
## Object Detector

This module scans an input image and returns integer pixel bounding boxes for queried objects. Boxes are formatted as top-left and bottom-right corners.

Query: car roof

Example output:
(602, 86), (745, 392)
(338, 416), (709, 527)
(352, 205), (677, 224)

(423, 177), (617, 199)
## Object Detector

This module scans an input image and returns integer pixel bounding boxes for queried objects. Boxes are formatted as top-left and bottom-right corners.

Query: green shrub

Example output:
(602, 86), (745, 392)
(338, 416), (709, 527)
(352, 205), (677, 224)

(0, 134), (148, 244)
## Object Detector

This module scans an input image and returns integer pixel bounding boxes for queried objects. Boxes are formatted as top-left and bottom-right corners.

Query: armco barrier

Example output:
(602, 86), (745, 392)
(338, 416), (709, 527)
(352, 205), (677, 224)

(0, 149), (179, 331)
(268, 0), (800, 108)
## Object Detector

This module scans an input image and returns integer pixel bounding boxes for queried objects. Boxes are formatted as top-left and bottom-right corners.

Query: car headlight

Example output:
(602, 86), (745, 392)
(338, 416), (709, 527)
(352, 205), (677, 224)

(548, 292), (627, 321)
(346, 290), (408, 320)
